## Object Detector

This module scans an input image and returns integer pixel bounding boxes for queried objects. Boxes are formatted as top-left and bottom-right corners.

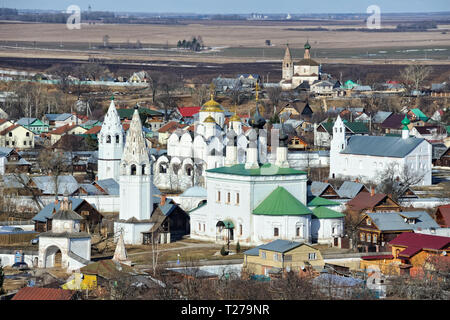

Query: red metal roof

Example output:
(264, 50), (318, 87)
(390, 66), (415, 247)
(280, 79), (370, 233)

(437, 205), (450, 227)
(49, 124), (77, 135)
(389, 233), (450, 258)
(157, 121), (185, 133)
(0, 124), (20, 136)
(346, 192), (387, 211)
(84, 125), (102, 134)
(12, 287), (75, 300)
(178, 106), (201, 117)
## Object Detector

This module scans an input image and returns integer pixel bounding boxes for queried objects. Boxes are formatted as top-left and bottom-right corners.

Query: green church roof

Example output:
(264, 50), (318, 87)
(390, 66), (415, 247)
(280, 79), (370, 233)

(253, 186), (312, 216)
(307, 196), (341, 207)
(312, 206), (345, 219)
(410, 108), (429, 122)
(207, 163), (307, 176)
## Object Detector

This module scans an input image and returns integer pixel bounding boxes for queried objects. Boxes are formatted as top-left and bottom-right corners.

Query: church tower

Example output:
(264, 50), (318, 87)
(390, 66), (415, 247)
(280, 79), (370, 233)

(330, 115), (347, 179)
(119, 107), (153, 222)
(282, 44), (294, 81)
(304, 40), (311, 59)
(98, 96), (124, 182)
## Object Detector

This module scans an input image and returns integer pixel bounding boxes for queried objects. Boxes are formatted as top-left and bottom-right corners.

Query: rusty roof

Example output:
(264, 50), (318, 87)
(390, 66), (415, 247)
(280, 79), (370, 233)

(346, 191), (388, 211)
(12, 287), (75, 300)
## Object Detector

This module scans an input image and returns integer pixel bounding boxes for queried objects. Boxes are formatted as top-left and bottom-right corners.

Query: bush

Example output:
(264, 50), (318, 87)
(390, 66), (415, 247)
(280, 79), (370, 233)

(220, 246), (228, 256)
(236, 241), (241, 253)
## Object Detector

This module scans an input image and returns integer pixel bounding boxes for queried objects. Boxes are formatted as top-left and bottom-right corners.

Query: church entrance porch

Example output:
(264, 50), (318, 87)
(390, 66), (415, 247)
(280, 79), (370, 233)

(43, 245), (65, 268)
(216, 220), (235, 249)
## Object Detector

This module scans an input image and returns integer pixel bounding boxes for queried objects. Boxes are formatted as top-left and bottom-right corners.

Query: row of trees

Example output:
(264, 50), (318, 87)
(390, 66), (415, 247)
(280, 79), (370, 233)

(176, 36), (204, 52)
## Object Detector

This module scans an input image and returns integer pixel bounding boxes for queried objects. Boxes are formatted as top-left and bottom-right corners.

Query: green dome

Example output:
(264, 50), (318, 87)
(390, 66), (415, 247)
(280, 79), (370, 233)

(401, 115), (410, 126)
(304, 40), (311, 50)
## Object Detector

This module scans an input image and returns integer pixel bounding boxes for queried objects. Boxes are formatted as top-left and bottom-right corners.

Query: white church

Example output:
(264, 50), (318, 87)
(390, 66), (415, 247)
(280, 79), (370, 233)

(189, 110), (344, 246)
(280, 41), (321, 90)
(329, 115), (432, 185)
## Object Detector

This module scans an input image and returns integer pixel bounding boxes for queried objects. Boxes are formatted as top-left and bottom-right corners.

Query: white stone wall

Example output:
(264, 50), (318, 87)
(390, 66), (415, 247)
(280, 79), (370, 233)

(70, 238), (91, 261)
(119, 174), (153, 221)
(0, 252), (39, 267)
(252, 214), (312, 245)
(311, 218), (344, 244)
(114, 221), (153, 245)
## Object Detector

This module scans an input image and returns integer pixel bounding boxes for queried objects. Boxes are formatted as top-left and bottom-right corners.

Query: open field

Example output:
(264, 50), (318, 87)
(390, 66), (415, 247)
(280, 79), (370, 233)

(0, 21), (450, 64)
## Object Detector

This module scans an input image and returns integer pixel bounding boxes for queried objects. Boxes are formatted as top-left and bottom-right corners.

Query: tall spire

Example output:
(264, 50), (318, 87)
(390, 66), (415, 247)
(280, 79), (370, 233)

(283, 43), (292, 62)
(121, 108), (149, 165)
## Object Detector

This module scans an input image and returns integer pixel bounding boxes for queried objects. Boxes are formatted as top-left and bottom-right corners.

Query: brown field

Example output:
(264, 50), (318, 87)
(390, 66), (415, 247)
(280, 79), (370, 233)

(1, 22), (450, 49)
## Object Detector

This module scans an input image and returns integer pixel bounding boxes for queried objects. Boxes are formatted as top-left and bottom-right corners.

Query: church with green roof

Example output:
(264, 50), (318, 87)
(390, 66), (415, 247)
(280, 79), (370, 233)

(189, 114), (345, 246)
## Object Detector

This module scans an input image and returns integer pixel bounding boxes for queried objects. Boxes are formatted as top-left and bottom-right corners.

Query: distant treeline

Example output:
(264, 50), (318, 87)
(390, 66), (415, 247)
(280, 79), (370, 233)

(284, 21), (440, 32)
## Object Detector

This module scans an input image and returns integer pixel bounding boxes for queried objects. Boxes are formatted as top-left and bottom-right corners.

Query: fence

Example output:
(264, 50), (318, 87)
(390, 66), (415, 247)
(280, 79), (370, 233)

(0, 231), (38, 245)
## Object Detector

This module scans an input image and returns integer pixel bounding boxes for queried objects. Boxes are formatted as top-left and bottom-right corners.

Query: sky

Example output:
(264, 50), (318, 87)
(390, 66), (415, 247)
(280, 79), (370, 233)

(5, 0), (450, 14)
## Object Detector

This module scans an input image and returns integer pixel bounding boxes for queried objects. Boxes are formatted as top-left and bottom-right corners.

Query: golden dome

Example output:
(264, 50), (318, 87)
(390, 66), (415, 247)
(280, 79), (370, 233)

(200, 97), (224, 113)
(203, 115), (216, 123)
(229, 114), (241, 122)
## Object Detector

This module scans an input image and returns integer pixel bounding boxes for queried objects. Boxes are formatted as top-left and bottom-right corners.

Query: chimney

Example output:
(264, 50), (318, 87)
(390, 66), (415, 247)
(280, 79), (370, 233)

(161, 195), (167, 206)
(371, 186), (375, 197)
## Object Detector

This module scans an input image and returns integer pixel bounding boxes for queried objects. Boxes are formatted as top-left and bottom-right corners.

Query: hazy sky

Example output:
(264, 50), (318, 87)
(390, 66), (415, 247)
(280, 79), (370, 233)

(5, 0), (450, 14)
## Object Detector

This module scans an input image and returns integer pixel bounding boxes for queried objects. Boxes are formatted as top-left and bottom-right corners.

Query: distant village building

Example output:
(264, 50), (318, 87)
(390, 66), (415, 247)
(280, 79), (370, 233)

(280, 41), (321, 90)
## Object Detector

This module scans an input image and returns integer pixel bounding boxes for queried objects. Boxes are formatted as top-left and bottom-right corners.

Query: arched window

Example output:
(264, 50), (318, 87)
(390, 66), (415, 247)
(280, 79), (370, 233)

(159, 164), (167, 173)
(116, 135), (120, 143)
(131, 164), (137, 176)
(142, 164), (146, 175)
(106, 135), (111, 143)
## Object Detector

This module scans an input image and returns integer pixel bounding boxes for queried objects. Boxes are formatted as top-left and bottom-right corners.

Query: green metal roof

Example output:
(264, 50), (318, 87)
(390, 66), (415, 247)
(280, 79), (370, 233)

(207, 163), (307, 176)
(410, 108), (429, 122)
(253, 186), (312, 216)
(445, 125), (450, 135)
(307, 196), (340, 207)
(117, 108), (162, 120)
(312, 206), (345, 219)
(223, 220), (234, 229)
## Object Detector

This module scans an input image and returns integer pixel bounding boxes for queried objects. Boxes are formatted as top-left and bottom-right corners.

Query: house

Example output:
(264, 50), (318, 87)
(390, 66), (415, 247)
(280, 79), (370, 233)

(157, 121), (188, 145)
(380, 114), (406, 134)
(407, 108), (429, 124)
(32, 197), (103, 233)
(0, 119), (14, 132)
(16, 117), (49, 134)
(128, 70), (149, 83)
(30, 175), (79, 196)
(12, 287), (77, 300)
(308, 181), (340, 199)
(80, 119), (102, 130)
(435, 204), (450, 228)
(278, 101), (313, 120)
(48, 124), (87, 145)
(0, 124), (35, 149)
(357, 211), (441, 252)
(345, 189), (401, 215)
(336, 181), (369, 199)
(0, 147), (31, 174)
(314, 119), (369, 147)
(43, 113), (83, 128)
(411, 125), (448, 143)
(142, 197), (190, 244)
(237, 73), (260, 87)
(360, 233), (450, 276)
(287, 135), (308, 150)
(310, 80), (340, 96)
(243, 239), (324, 278)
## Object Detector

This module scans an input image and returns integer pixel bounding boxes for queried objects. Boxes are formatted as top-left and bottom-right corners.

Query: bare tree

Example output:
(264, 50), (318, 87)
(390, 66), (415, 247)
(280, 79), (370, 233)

(266, 86), (282, 109)
(9, 173), (44, 210)
(400, 64), (433, 96)
(147, 71), (162, 104)
(157, 74), (180, 122)
(229, 83), (243, 106)
(191, 85), (209, 106)
(37, 149), (70, 199)
(376, 162), (427, 202)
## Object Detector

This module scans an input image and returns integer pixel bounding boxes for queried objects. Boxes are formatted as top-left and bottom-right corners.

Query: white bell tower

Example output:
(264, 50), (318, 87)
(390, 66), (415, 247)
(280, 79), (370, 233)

(98, 96), (124, 182)
(329, 115), (347, 179)
(119, 107), (153, 222)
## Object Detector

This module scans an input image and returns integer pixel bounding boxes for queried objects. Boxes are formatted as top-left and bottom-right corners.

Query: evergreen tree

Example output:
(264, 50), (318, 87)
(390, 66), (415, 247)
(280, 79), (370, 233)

(236, 241), (241, 253)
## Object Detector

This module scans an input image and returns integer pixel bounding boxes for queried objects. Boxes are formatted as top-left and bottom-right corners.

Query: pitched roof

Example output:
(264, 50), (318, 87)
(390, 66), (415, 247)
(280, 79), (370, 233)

(381, 114), (405, 129)
(53, 209), (84, 221)
(341, 135), (425, 158)
(84, 125), (102, 134)
(32, 197), (86, 222)
(310, 181), (331, 197)
(253, 186), (312, 216)
(49, 124), (78, 135)
(12, 287), (75, 300)
(372, 111), (393, 124)
(157, 121), (186, 133)
(389, 233), (450, 257)
(207, 163), (306, 177)
(312, 206), (345, 219)
(80, 259), (137, 280)
(45, 113), (74, 121)
(94, 178), (119, 195)
(337, 181), (368, 199)
(16, 117), (45, 126)
(0, 124), (20, 135)
(31, 175), (79, 195)
(346, 192), (387, 211)
(307, 196), (340, 207)
(244, 239), (307, 255)
(178, 106), (201, 117)
(437, 204), (450, 227)
(367, 211), (440, 232)
(410, 108), (429, 122)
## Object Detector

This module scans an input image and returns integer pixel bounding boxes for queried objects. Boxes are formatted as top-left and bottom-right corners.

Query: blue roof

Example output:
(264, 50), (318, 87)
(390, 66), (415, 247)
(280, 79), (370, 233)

(3, 173), (30, 188)
(31, 175), (79, 195)
(95, 178), (119, 195)
(32, 197), (86, 222)
(159, 200), (177, 216)
(309, 181), (331, 197)
(45, 113), (73, 121)
(337, 181), (367, 199)
(313, 274), (363, 287)
(0, 147), (14, 157)
(79, 183), (104, 195)
(244, 239), (305, 254)
(341, 136), (425, 158)
(16, 118), (39, 126)
(367, 211), (440, 231)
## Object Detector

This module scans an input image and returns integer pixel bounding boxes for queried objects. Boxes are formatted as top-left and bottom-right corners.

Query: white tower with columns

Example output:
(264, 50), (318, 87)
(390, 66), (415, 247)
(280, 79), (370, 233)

(98, 96), (124, 182)
(115, 107), (154, 244)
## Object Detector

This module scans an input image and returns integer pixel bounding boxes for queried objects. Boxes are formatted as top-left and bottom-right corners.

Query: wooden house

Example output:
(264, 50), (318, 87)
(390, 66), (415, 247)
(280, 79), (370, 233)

(357, 211), (440, 252)
(360, 233), (450, 276)
(243, 239), (324, 278)
(435, 204), (450, 228)
(345, 189), (401, 215)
